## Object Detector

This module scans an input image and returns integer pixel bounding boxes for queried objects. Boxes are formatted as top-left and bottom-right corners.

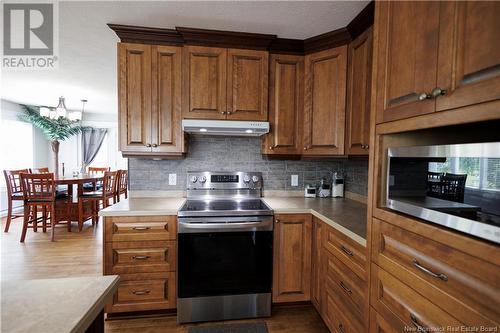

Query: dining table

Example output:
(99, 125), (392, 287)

(54, 173), (105, 230)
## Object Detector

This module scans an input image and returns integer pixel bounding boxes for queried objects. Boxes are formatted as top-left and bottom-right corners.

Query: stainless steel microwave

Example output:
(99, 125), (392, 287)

(386, 142), (500, 244)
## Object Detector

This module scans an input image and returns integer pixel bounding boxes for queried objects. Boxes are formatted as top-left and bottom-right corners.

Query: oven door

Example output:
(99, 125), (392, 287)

(177, 216), (273, 299)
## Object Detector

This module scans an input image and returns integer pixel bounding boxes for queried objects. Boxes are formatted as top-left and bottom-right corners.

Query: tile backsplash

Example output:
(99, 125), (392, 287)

(129, 136), (369, 196)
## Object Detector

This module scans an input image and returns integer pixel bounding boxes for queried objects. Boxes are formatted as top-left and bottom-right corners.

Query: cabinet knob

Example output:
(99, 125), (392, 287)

(269, 145), (275, 150)
(227, 111), (232, 115)
(418, 93), (431, 101)
(304, 146), (308, 150)
(146, 143), (152, 147)
(275, 219), (280, 223)
(152, 144), (158, 148)
(431, 87), (447, 98)
(220, 111), (226, 115)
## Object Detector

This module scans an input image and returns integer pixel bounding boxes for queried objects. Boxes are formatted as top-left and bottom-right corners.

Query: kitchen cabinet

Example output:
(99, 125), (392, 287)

(303, 46), (347, 155)
(182, 45), (227, 120)
(272, 214), (312, 303)
(227, 48), (268, 120)
(311, 217), (323, 311)
(374, 1), (500, 124)
(183, 45), (268, 121)
(263, 54), (304, 155)
(345, 27), (373, 155)
(103, 215), (177, 313)
(118, 43), (185, 156)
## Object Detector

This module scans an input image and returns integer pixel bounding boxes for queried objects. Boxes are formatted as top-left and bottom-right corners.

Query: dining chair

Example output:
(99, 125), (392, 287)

(3, 169), (30, 232)
(19, 172), (57, 242)
(84, 167), (111, 191)
(30, 167), (50, 173)
(79, 171), (118, 231)
(115, 170), (128, 202)
(88, 167), (110, 174)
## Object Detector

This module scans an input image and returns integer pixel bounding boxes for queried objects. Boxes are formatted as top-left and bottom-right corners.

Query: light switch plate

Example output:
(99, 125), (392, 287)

(291, 174), (299, 187)
(169, 173), (177, 186)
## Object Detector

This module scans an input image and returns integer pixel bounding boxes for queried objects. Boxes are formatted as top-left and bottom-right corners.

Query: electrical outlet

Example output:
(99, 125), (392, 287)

(168, 173), (177, 186)
(291, 174), (299, 187)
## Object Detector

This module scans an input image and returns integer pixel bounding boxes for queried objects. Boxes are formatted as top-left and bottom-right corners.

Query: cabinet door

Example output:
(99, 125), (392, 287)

(374, 1), (440, 123)
(118, 43), (152, 153)
(263, 54), (304, 155)
(151, 46), (184, 154)
(182, 46), (227, 119)
(227, 49), (268, 121)
(304, 46), (347, 155)
(311, 217), (323, 311)
(272, 214), (312, 303)
(345, 28), (373, 155)
(436, 1), (500, 112)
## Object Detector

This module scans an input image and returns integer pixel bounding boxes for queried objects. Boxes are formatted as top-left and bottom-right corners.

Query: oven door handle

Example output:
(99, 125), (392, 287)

(178, 218), (273, 233)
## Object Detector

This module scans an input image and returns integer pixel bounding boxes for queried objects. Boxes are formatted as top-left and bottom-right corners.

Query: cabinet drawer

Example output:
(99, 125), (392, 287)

(105, 241), (176, 274)
(371, 264), (463, 332)
(105, 216), (176, 242)
(107, 272), (176, 313)
(324, 250), (365, 320)
(323, 225), (366, 279)
(323, 281), (364, 333)
(369, 307), (404, 333)
(372, 218), (500, 327)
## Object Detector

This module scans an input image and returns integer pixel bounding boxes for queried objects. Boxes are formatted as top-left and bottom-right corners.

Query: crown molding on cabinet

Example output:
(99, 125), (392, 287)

(108, 1), (374, 54)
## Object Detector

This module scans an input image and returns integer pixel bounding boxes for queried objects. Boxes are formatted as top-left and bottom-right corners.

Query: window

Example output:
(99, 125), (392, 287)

(0, 120), (33, 187)
(429, 157), (500, 191)
(88, 133), (109, 168)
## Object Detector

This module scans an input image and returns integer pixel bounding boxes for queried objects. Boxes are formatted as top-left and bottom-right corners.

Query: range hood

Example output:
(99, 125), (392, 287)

(182, 119), (269, 136)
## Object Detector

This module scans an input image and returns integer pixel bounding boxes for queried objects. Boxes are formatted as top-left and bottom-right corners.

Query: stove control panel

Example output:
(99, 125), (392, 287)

(186, 171), (263, 190)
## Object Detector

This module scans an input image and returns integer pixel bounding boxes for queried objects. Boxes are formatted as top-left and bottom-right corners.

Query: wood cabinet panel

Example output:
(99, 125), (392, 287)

(311, 217), (323, 311)
(263, 54), (304, 155)
(304, 46), (347, 155)
(151, 45), (184, 153)
(272, 214), (312, 303)
(372, 218), (500, 328)
(118, 43), (152, 153)
(436, 1), (500, 112)
(323, 224), (366, 280)
(105, 240), (176, 274)
(105, 216), (177, 242)
(323, 280), (364, 333)
(182, 46), (227, 119)
(369, 307), (403, 333)
(107, 272), (176, 313)
(374, 1), (440, 124)
(345, 27), (373, 155)
(370, 264), (463, 332)
(227, 49), (268, 120)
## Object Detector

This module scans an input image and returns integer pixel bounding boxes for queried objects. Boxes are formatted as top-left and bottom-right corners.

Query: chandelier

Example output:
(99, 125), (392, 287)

(39, 96), (84, 121)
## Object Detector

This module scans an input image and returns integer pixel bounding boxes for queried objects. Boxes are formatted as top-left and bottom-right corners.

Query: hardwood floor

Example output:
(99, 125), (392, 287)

(1, 216), (329, 333)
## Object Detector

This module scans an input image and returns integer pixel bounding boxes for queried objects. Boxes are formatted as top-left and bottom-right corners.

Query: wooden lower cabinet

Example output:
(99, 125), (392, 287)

(369, 306), (401, 333)
(272, 214), (312, 302)
(311, 217), (323, 311)
(104, 216), (177, 314)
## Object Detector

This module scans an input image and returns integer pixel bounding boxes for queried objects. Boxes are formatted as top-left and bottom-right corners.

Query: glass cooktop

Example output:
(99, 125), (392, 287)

(178, 199), (273, 217)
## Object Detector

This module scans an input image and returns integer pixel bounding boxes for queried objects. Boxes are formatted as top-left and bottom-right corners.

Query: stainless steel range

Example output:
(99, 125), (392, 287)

(177, 171), (273, 324)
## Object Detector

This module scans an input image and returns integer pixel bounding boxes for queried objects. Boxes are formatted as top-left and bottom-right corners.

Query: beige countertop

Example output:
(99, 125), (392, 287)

(262, 197), (367, 246)
(1, 275), (119, 333)
(99, 196), (367, 246)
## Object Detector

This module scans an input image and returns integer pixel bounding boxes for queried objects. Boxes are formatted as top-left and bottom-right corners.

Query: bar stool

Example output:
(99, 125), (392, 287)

(3, 169), (30, 232)
(19, 172), (57, 242)
(79, 171), (117, 230)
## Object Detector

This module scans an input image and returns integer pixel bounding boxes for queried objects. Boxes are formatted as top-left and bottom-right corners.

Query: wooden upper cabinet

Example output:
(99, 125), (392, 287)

(227, 49), (268, 120)
(118, 43), (152, 153)
(273, 214), (312, 303)
(436, 1), (500, 112)
(182, 46), (227, 119)
(151, 46), (184, 153)
(345, 27), (373, 155)
(375, 1), (440, 124)
(304, 46), (347, 156)
(263, 54), (304, 155)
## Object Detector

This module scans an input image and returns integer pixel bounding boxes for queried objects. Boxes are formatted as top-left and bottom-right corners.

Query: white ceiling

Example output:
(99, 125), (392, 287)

(1, 1), (368, 115)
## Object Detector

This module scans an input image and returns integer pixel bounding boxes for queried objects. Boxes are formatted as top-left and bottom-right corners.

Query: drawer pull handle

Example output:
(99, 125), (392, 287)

(132, 289), (151, 295)
(341, 245), (353, 257)
(132, 255), (150, 260)
(132, 227), (151, 231)
(338, 324), (345, 333)
(412, 259), (448, 282)
(410, 313), (426, 331)
(340, 281), (352, 294)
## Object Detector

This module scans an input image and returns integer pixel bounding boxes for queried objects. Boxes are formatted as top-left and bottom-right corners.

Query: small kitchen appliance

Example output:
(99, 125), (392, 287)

(331, 173), (344, 198)
(304, 184), (317, 198)
(318, 179), (332, 198)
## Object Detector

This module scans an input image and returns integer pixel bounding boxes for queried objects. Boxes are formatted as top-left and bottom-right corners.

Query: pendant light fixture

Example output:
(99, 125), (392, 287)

(55, 96), (68, 118)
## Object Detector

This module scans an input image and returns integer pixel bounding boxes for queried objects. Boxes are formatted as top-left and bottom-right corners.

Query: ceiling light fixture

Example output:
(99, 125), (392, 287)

(55, 96), (68, 118)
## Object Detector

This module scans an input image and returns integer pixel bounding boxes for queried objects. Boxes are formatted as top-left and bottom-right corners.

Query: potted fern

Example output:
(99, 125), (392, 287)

(19, 105), (88, 177)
